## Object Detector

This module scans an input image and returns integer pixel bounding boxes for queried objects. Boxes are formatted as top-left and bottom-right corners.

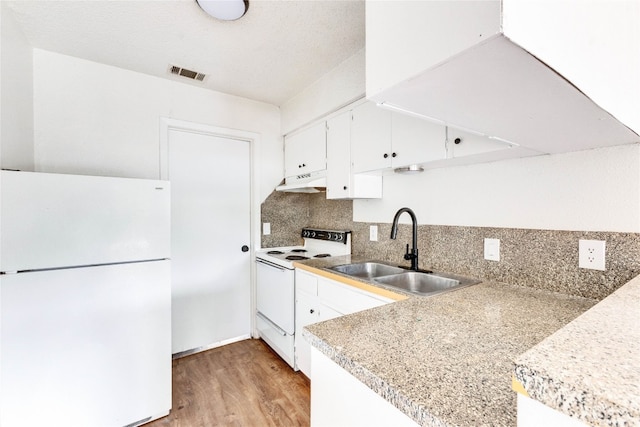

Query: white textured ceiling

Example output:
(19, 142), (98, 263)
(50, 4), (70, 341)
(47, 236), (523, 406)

(5, 0), (365, 106)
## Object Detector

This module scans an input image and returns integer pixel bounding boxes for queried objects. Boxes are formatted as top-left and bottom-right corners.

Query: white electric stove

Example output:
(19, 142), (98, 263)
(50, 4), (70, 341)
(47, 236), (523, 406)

(255, 228), (351, 369)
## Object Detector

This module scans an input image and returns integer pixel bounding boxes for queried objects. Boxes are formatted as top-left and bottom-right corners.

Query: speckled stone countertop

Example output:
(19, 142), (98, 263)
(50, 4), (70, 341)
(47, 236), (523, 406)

(298, 256), (597, 427)
(514, 274), (640, 426)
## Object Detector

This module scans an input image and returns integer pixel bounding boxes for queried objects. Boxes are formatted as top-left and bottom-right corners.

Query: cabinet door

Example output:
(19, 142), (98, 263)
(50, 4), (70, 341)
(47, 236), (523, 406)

(284, 122), (327, 178)
(326, 111), (352, 199)
(391, 113), (447, 167)
(327, 110), (383, 200)
(317, 303), (343, 322)
(447, 127), (512, 158)
(351, 102), (392, 173)
(318, 277), (391, 315)
(296, 269), (318, 295)
(295, 291), (319, 377)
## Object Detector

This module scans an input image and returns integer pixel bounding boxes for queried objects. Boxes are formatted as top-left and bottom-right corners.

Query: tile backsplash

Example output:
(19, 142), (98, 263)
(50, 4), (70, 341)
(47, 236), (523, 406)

(261, 191), (640, 300)
(260, 191), (352, 248)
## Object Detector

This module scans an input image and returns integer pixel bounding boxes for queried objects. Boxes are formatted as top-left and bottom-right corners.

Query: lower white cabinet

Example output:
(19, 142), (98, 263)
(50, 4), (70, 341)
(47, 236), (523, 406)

(311, 347), (419, 427)
(517, 394), (589, 427)
(294, 269), (392, 377)
(295, 291), (342, 377)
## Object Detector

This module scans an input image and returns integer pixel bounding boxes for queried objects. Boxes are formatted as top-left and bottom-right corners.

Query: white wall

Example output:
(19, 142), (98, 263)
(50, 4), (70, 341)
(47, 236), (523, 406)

(280, 38), (640, 234)
(281, 48), (365, 135)
(354, 144), (640, 233)
(1, 3), (34, 171)
(503, 0), (640, 137)
(33, 49), (282, 203)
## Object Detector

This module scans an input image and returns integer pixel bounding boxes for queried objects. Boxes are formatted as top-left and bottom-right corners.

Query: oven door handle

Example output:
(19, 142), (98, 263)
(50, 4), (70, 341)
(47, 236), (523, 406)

(256, 312), (288, 336)
(255, 257), (290, 271)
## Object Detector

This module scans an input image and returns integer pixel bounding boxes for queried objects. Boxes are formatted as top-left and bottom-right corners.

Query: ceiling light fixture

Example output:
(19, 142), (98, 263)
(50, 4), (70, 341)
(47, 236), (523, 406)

(195, 0), (248, 21)
(394, 164), (425, 174)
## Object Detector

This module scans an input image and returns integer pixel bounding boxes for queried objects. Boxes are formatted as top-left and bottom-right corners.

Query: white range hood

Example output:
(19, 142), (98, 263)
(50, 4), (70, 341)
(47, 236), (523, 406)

(276, 170), (326, 193)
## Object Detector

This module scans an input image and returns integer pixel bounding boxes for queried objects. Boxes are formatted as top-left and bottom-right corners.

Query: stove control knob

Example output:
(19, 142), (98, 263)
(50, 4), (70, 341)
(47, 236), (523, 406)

(302, 230), (308, 237)
(337, 234), (343, 241)
(311, 231), (316, 237)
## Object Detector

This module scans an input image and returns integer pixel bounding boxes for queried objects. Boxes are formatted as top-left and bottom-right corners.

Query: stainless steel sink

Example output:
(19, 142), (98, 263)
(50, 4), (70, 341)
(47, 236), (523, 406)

(329, 261), (480, 297)
(330, 262), (405, 279)
(374, 272), (480, 296)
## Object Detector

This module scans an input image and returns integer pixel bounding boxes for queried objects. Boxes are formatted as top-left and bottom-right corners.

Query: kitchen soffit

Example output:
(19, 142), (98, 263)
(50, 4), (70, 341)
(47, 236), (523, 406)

(4, 0), (365, 106)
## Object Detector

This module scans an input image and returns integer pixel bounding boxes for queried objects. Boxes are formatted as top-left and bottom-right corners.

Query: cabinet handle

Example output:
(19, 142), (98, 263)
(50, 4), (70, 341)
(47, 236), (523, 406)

(383, 153), (389, 158)
(310, 309), (315, 314)
(392, 152), (397, 158)
(454, 138), (462, 145)
(343, 186), (348, 190)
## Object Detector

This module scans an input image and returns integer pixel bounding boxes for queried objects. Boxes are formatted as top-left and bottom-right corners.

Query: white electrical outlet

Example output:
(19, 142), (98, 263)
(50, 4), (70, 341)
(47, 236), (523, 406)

(369, 225), (378, 241)
(579, 239), (605, 271)
(263, 222), (271, 235)
(484, 238), (500, 261)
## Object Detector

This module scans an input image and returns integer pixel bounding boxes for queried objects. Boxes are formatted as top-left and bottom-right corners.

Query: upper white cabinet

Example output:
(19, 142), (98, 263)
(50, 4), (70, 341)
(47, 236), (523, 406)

(326, 109), (382, 199)
(446, 128), (510, 159)
(284, 122), (326, 178)
(392, 112), (446, 166)
(350, 102), (392, 173)
(366, 0), (639, 155)
(351, 102), (447, 173)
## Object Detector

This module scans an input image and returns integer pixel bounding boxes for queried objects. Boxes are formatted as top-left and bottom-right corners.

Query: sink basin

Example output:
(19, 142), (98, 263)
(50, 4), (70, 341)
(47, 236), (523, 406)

(329, 261), (480, 297)
(374, 272), (480, 296)
(330, 262), (405, 279)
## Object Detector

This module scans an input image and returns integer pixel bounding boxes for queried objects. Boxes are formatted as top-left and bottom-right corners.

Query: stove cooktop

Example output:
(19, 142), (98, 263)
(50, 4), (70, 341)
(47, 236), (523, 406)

(257, 228), (351, 269)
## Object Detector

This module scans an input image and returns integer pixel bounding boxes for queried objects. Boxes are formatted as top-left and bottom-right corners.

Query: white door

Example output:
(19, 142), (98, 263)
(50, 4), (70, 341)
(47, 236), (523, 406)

(167, 129), (251, 354)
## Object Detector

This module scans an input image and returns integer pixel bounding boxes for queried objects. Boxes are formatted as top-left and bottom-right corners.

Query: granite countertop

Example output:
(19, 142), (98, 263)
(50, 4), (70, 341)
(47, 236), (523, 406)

(514, 275), (640, 426)
(298, 256), (599, 426)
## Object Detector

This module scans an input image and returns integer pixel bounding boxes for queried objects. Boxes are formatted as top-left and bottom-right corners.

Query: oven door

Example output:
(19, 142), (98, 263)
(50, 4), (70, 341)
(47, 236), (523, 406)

(256, 258), (295, 335)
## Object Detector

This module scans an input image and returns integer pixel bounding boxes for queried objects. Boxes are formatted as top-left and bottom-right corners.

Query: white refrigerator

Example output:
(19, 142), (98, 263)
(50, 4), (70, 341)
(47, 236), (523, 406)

(0, 170), (171, 427)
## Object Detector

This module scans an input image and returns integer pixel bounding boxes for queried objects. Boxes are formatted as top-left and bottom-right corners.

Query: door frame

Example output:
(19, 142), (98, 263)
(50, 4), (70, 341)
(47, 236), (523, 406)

(159, 117), (261, 340)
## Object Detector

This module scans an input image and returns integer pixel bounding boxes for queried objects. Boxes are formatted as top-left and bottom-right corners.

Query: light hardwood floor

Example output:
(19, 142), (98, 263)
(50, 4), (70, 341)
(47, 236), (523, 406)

(147, 339), (310, 427)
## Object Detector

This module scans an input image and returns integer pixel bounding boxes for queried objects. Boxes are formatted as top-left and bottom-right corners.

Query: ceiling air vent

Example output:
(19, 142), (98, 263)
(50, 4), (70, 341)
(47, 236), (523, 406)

(169, 65), (206, 82)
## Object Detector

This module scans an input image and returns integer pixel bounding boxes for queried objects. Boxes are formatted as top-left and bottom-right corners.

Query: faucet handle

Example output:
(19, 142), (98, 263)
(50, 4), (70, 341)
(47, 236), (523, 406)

(404, 243), (418, 261)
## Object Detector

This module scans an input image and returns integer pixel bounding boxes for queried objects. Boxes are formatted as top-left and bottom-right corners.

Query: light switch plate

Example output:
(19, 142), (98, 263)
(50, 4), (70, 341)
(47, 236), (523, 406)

(579, 239), (605, 270)
(369, 225), (378, 241)
(263, 222), (271, 235)
(484, 238), (500, 261)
